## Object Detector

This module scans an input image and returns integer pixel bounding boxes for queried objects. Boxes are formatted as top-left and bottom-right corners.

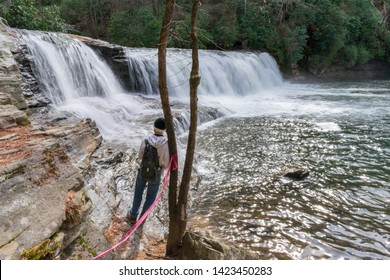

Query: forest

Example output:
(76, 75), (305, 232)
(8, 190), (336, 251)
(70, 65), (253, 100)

(1, 0), (390, 72)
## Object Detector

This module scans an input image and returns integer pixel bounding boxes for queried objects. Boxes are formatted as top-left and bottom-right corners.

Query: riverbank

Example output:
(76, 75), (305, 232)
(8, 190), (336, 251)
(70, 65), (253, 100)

(281, 59), (390, 83)
(0, 24), (259, 260)
(1, 23), (389, 260)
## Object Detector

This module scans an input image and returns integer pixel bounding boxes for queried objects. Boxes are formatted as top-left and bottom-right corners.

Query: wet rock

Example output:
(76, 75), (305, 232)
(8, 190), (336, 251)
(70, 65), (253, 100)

(285, 58), (390, 82)
(181, 231), (260, 260)
(68, 34), (132, 92)
(52, 119), (102, 172)
(0, 103), (29, 129)
(81, 145), (164, 258)
(0, 23), (103, 258)
(0, 118), (103, 260)
(0, 22), (27, 111)
(283, 169), (310, 180)
(12, 43), (52, 108)
(0, 77), (28, 110)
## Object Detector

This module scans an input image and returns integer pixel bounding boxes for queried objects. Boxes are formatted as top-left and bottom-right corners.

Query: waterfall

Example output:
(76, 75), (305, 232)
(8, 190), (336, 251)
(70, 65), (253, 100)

(125, 47), (285, 118)
(19, 30), (286, 144)
(20, 30), (147, 145)
(20, 31), (130, 104)
(126, 48), (284, 97)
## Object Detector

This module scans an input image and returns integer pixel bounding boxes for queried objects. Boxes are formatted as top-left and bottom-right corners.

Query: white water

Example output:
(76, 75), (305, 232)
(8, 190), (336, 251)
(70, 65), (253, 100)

(20, 31), (150, 145)
(21, 31), (285, 145)
(125, 48), (389, 121)
(126, 48), (285, 117)
(20, 31), (389, 143)
(126, 48), (283, 98)
(18, 30), (390, 259)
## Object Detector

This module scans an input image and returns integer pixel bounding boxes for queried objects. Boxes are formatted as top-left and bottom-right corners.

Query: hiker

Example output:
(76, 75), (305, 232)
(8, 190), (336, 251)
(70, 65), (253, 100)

(127, 117), (170, 225)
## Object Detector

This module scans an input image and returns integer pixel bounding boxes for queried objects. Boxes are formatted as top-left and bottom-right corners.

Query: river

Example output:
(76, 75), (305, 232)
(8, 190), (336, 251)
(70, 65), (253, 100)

(20, 30), (390, 259)
(193, 81), (390, 259)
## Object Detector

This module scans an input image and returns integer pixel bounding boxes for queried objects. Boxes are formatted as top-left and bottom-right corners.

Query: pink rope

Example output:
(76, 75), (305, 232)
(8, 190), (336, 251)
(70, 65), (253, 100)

(92, 153), (178, 260)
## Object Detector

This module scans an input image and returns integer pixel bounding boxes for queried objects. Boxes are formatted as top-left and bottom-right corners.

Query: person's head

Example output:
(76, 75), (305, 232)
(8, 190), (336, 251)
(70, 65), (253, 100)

(154, 117), (166, 135)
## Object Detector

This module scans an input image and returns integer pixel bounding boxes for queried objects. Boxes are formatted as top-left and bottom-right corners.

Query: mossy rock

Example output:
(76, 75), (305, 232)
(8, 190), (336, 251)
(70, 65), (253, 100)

(20, 233), (63, 260)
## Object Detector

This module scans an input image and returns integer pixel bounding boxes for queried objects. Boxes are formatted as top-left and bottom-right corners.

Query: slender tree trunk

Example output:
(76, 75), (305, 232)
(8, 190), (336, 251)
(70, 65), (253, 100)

(87, 0), (98, 38)
(157, 0), (180, 257)
(153, 0), (159, 15)
(177, 0), (201, 244)
(158, 0), (201, 258)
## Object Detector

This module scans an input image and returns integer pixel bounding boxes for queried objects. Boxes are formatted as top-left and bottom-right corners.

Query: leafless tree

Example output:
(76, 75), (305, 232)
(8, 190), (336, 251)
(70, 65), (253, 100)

(157, 0), (201, 258)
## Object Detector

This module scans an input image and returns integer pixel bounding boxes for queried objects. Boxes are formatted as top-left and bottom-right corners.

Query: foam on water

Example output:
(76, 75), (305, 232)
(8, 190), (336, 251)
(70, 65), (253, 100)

(315, 122), (342, 132)
(19, 30), (390, 260)
(21, 31), (287, 144)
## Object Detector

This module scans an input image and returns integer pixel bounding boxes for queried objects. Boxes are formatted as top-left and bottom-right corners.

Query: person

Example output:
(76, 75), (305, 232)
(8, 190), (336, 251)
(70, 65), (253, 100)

(127, 117), (169, 225)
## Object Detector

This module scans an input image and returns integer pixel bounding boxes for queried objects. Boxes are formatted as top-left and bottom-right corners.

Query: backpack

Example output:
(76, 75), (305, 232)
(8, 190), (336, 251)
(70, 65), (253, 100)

(140, 139), (160, 182)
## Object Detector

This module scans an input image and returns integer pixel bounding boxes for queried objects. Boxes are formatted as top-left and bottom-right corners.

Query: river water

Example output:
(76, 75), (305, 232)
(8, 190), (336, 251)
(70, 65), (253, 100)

(193, 81), (390, 259)
(19, 31), (390, 259)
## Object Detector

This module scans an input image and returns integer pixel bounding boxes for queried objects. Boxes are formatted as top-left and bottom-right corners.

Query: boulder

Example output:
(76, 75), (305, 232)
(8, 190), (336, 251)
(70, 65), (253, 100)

(283, 169), (310, 180)
(180, 231), (259, 260)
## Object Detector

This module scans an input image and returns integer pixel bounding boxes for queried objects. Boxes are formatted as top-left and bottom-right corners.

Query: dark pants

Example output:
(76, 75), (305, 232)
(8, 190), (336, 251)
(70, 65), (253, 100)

(129, 171), (161, 218)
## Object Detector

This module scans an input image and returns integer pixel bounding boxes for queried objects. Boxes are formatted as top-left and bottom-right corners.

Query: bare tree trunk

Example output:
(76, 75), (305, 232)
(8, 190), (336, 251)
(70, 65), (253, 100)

(87, 0), (98, 38)
(153, 0), (159, 15)
(176, 0), (201, 245)
(158, 0), (201, 258)
(157, 0), (180, 257)
(371, 0), (389, 26)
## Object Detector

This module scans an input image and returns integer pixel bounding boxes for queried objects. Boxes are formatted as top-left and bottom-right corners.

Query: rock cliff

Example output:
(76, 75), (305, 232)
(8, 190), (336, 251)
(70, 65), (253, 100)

(0, 22), (258, 260)
(0, 21), (112, 259)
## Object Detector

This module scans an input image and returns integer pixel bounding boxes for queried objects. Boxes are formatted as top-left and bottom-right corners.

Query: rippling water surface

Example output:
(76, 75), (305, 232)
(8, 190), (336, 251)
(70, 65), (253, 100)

(192, 81), (390, 259)
(21, 32), (388, 259)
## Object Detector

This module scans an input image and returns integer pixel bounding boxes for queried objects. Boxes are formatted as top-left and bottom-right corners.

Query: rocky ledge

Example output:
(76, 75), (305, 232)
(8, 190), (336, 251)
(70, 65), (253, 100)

(0, 20), (107, 259)
(0, 21), (258, 260)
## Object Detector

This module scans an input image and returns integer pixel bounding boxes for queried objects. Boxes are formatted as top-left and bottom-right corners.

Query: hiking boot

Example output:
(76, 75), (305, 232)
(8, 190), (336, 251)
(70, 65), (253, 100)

(126, 212), (137, 225)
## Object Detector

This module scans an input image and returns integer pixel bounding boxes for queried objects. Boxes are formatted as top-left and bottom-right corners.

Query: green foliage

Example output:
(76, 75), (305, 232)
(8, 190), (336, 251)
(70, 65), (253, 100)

(0, 3), (6, 18)
(342, 45), (358, 67)
(4, 0), (38, 29)
(60, 0), (87, 26)
(109, 7), (161, 47)
(205, 3), (238, 49)
(340, 0), (382, 66)
(20, 233), (62, 260)
(309, 1), (348, 68)
(1, 0), (390, 69)
(1, 0), (64, 31)
(36, 5), (65, 31)
(238, 2), (271, 49)
(356, 45), (373, 65)
(209, 17), (238, 49)
(283, 26), (309, 66)
(60, 0), (111, 38)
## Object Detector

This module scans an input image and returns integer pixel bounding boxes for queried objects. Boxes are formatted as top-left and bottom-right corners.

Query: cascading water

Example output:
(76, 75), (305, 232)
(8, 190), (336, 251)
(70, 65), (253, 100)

(20, 30), (285, 143)
(20, 32), (126, 103)
(127, 47), (390, 260)
(125, 47), (286, 124)
(19, 30), (148, 145)
(126, 47), (283, 97)
(18, 30), (390, 259)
